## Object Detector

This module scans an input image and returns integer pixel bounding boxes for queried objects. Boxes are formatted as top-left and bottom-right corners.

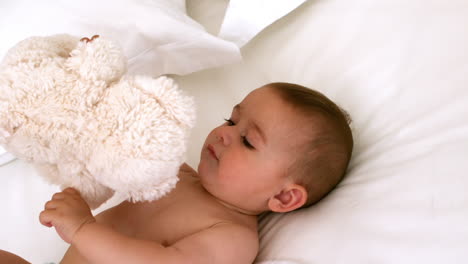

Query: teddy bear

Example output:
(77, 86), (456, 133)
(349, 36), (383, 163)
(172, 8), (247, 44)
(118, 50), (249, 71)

(0, 34), (196, 209)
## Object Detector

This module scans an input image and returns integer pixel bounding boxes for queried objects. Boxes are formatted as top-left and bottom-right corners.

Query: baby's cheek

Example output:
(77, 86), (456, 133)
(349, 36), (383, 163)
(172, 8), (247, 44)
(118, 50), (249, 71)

(217, 160), (238, 183)
(220, 155), (246, 180)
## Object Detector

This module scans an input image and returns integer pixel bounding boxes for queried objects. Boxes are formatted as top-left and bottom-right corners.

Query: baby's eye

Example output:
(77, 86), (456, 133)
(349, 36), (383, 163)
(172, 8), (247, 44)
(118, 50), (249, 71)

(224, 118), (235, 126)
(223, 118), (255, 149)
(242, 136), (254, 149)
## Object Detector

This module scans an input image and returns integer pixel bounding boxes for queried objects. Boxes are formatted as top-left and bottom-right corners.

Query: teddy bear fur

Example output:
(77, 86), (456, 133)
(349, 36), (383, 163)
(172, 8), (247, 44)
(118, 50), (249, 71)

(0, 34), (195, 208)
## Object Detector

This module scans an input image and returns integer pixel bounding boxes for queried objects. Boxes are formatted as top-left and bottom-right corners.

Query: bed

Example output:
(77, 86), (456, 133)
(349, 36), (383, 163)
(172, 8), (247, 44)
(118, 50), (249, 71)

(1, 0), (467, 263)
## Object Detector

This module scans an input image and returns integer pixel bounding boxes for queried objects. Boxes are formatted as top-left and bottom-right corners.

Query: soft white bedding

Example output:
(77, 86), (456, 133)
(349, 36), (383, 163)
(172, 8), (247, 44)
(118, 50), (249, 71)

(1, 0), (468, 263)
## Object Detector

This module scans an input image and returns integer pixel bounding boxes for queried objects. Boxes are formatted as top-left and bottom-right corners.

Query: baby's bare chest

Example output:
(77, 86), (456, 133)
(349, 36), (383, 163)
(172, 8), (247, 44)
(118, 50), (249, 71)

(62, 198), (224, 264)
(96, 181), (231, 246)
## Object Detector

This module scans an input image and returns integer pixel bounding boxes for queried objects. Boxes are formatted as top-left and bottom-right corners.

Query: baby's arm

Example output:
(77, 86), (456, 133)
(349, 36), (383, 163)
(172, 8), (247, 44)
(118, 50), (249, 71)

(40, 188), (258, 264)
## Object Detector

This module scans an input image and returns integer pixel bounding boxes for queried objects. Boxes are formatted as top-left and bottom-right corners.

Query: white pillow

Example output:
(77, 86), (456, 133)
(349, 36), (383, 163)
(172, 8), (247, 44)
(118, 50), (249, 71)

(247, 1), (468, 263)
(187, 0), (307, 48)
(0, 0), (240, 77)
(180, 0), (468, 263)
(218, 0), (306, 47)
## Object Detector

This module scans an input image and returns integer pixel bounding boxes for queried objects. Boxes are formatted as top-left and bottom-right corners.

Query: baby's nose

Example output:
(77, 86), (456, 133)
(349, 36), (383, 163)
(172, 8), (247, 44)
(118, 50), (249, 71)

(216, 126), (232, 146)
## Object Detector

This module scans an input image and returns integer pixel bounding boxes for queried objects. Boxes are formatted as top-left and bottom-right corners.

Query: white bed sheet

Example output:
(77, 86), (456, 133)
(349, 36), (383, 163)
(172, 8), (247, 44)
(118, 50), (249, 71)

(1, 0), (468, 263)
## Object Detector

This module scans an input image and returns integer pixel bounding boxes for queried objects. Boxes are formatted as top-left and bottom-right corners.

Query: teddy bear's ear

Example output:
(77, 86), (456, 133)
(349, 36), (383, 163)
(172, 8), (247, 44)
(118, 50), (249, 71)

(1, 34), (79, 67)
(66, 36), (127, 82)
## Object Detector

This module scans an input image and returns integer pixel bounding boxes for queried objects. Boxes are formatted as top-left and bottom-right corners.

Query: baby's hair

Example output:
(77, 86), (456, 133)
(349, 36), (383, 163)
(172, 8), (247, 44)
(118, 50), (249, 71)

(268, 82), (353, 208)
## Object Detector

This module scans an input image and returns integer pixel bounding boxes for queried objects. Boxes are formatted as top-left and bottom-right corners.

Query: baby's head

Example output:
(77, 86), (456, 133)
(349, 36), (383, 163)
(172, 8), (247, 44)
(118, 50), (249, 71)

(198, 83), (353, 215)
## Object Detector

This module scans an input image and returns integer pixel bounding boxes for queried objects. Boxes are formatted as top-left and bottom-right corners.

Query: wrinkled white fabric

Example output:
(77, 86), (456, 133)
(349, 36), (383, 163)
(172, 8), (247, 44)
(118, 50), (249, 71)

(218, 0), (306, 47)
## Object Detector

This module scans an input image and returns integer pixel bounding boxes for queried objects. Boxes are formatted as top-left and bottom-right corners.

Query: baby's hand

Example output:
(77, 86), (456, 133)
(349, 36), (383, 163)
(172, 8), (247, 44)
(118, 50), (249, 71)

(39, 188), (96, 244)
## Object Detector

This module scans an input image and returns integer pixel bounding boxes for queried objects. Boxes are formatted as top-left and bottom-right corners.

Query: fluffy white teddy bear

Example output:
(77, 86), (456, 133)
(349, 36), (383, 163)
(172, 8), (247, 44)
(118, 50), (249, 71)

(0, 34), (195, 208)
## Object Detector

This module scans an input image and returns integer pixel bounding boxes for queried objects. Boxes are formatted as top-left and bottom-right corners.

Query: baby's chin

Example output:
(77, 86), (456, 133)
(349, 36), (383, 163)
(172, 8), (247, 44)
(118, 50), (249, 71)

(195, 164), (202, 177)
(193, 171), (213, 190)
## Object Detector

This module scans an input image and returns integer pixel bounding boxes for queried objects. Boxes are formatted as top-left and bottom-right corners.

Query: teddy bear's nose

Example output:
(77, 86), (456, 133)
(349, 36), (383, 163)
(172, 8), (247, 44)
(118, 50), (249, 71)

(80, 35), (100, 43)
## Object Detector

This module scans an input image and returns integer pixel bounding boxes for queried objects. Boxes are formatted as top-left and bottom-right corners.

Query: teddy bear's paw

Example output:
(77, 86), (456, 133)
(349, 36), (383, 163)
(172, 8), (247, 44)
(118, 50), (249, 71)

(81, 186), (115, 209)
(0, 112), (26, 147)
(66, 36), (126, 82)
(64, 182), (115, 209)
(88, 155), (181, 203)
(122, 176), (179, 203)
(134, 76), (196, 129)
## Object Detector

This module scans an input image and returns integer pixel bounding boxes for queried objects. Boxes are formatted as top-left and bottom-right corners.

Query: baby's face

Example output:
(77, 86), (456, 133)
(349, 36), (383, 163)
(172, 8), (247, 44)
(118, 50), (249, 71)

(198, 86), (310, 213)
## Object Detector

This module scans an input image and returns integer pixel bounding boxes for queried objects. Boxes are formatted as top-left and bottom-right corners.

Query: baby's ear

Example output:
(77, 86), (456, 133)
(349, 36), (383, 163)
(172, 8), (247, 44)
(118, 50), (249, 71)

(267, 184), (307, 213)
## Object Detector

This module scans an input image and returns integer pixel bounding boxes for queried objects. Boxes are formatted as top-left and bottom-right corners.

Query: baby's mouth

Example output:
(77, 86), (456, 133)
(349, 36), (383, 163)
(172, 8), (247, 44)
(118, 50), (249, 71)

(207, 144), (218, 161)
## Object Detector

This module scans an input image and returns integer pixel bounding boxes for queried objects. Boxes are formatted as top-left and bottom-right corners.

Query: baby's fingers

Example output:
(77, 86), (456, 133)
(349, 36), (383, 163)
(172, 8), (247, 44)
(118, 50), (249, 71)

(52, 192), (65, 200)
(39, 209), (56, 228)
(44, 200), (61, 210)
(63, 187), (79, 195)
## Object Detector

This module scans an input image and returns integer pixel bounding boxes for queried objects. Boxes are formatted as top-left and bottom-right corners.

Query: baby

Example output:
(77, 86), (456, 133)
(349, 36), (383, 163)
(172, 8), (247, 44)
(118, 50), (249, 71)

(0, 82), (353, 264)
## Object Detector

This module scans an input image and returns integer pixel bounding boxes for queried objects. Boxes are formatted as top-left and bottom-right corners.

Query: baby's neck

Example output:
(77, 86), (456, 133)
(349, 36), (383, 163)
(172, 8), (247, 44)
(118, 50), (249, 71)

(185, 174), (260, 218)
(210, 195), (260, 216)
(180, 164), (260, 221)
